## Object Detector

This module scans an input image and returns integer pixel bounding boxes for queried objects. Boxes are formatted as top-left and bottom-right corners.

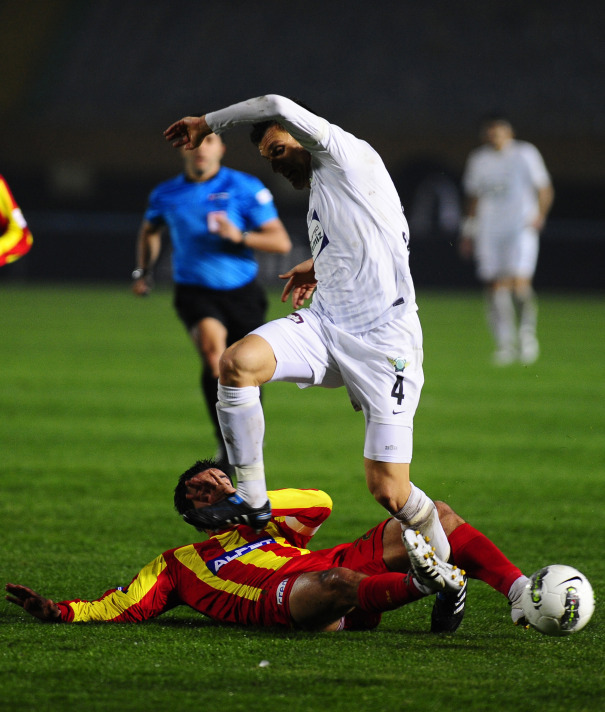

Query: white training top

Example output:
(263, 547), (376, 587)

(206, 95), (416, 333)
(463, 140), (551, 239)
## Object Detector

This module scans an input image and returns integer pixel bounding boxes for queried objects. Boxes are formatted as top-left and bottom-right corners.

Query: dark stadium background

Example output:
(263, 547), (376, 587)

(1, 0), (603, 289)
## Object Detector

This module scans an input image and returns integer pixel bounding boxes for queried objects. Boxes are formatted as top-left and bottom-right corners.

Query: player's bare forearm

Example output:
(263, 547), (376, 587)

(132, 223), (161, 296)
(214, 217), (290, 254)
(459, 202), (478, 259)
(245, 220), (292, 254)
(534, 184), (554, 230)
(458, 236), (474, 260)
(164, 115), (212, 149)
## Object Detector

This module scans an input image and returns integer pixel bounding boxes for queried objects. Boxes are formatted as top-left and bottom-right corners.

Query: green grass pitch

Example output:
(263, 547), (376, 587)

(1, 283), (603, 712)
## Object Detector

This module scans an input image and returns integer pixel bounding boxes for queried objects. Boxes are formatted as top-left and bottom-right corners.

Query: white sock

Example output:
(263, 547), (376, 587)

(233, 464), (268, 508)
(217, 384), (267, 507)
(488, 287), (516, 353)
(508, 575), (530, 624)
(396, 483), (451, 560)
(508, 575), (529, 604)
(515, 287), (538, 344)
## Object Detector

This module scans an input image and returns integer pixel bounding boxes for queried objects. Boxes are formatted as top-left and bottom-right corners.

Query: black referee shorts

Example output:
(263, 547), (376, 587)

(173, 280), (268, 346)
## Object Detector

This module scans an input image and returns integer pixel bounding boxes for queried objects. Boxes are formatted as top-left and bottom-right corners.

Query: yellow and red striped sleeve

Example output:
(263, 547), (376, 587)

(58, 553), (173, 622)
(268, 488), (333, 548)
(0, 174), (33, 266)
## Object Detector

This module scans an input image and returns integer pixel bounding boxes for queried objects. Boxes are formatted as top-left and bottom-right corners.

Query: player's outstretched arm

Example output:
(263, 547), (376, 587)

(214, 216), (292, 254)
(5, 583), (62, 621)
(132, 220), (162, 296)
(164, 115), (212, 150)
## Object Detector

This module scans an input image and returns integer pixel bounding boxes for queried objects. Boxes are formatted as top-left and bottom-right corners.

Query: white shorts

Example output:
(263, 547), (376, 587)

(251, 306), (424, 463)
(476, 227), (539, 282)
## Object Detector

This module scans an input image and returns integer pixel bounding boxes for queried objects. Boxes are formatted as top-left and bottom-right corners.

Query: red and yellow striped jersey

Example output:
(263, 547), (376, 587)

(58, 488), (336, 626)
(0, 174), (32, 266)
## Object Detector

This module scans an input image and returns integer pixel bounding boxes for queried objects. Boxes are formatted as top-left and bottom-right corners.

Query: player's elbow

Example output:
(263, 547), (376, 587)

(257, 94), (290, 119)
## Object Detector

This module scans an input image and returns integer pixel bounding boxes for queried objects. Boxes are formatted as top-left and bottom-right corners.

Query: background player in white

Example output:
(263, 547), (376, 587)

(164, 95), (461, 628)
(459, 113), (554, 364)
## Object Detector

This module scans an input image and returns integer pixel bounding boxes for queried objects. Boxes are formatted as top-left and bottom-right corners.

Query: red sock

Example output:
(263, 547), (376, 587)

(356, 572), (424, 613)
(449, 523), (523, 597)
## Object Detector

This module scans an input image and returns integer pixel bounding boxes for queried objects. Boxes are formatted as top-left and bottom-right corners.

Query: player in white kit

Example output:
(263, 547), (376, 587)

(460, 114), (554, 364)
(165, 96), (465, 632)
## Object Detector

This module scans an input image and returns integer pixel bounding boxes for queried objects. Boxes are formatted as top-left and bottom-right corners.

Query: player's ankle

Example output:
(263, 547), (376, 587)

(236, 471), (268, 508)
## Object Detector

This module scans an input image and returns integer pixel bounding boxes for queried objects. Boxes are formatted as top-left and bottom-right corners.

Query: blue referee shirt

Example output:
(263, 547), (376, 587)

(144, 166), (279, 290)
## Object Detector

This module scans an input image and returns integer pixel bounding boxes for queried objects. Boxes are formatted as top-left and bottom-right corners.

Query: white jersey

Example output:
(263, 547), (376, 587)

(206, 95), (415, 333)
(463, 139), (551, 239)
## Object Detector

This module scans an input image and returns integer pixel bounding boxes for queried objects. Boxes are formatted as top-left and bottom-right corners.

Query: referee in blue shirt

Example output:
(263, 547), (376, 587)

(133, 134), (291, 468)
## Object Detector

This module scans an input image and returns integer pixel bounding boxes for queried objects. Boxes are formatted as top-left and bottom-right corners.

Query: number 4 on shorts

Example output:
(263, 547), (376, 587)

(391, 375), (404, 405)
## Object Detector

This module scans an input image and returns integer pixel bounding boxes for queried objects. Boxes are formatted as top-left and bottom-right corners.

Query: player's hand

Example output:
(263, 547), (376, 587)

(458, 236), (474, 260)
(164, 116), (212, 150)
(213, 215), (245, 244)
(5, 583), (62, 621)
(186, 469), (236, 506)
(529, 214), (546, 232)
(279, 258), (317, 308)
(132, 277), (152, 296)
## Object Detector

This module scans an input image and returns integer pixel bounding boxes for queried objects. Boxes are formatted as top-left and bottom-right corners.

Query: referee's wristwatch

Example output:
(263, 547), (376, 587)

(131, 268), (148, 280)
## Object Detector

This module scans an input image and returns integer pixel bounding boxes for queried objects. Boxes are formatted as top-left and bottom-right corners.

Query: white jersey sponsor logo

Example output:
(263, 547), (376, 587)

(276, 578), (289, 606)
(206, 537), (275, 574)
(309, 210), (329, 260)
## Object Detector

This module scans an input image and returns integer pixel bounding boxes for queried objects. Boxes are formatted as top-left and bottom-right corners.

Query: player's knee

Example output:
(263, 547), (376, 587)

(318, 568), (361, 607)
(219, 336), (275, 386)
(372, 490), (400, 513)
(218, 342), (246, 384)
(434, 500), (466, 535)
(513, 282), (533, 301)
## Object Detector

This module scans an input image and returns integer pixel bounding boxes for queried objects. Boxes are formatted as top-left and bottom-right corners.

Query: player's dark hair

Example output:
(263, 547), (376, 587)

(249, 97), (318, 146)
(250, 120), (277, 146)
(480, 111), (512, 128)
(174, 458), (231, 514)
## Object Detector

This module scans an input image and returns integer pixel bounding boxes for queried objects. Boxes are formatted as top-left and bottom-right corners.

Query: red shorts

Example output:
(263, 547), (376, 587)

(257, 519), (391, 628)
(323, 519), (391, 576)
(256, 573), (301, 627)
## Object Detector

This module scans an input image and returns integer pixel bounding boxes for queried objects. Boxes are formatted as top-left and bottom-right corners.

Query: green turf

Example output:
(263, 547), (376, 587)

(1, 283), (603, 712)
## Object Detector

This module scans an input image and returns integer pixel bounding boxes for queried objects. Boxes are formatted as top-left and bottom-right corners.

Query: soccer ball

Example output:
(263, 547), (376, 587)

(521, 565), (594, 636)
